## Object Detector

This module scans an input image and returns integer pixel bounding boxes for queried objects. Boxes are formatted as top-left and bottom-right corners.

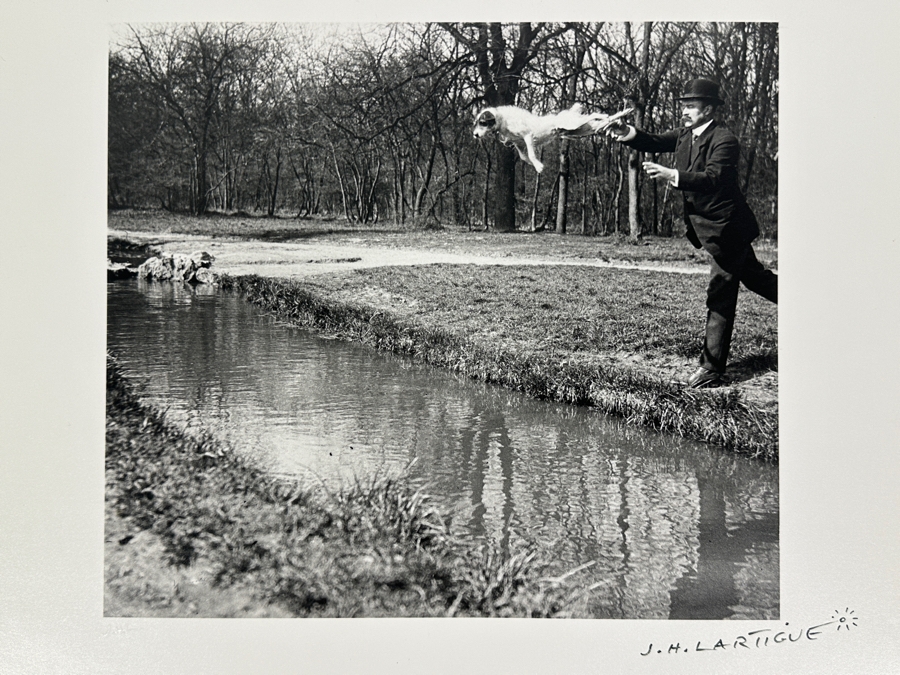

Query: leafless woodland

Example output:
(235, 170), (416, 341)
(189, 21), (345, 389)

(109, 22), (778, 238)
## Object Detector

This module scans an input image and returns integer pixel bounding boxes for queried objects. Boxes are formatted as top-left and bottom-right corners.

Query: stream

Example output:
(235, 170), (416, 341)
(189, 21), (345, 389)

(107, 278), (778, 619)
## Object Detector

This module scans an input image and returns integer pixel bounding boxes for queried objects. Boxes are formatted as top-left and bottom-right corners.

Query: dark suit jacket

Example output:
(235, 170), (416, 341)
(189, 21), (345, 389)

(623, 121), (759, 259)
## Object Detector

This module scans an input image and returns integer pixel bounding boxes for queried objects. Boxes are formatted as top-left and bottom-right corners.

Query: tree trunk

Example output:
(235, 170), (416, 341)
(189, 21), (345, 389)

(190, 161), (198, 214)
(594, 188), (605, 235)
(351, 163), (363, 222)
(330, 144), (351, 222)
(556, 138), (569, 234)
(365, 159), (381, 223)
(195, 148), (210, 215)
(481, 148), (492, 230)
(613, 154), (624, 235)
(580, 169), (589, 235)
(398, 157), (407, 224)
(494, 145), (517, 232)
(625, 22), (653, 241)
(627, 147), (641, 240)
(414, 140), (438, 218)
(555, 28), (592, 235)
(541, 173), (560, 230)
(624, 105), (642, 239)
(223, 140), (232, 211)
(268, 147), (282, 217)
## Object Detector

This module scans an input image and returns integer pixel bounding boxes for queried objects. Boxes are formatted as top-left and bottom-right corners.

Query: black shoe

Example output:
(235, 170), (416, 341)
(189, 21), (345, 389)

(686, 367), (724, 389)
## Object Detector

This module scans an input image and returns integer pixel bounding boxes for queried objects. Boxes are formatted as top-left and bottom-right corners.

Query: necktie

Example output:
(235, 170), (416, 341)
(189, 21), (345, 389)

(681, 133), (693, 171)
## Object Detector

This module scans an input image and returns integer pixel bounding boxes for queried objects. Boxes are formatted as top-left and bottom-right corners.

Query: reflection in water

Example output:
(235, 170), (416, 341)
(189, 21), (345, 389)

(107, 279), (779, 619)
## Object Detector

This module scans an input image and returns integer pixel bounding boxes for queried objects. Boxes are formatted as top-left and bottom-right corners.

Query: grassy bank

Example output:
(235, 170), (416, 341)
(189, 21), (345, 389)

(105, 356), (585, 618)
(221, 268), (777, 460)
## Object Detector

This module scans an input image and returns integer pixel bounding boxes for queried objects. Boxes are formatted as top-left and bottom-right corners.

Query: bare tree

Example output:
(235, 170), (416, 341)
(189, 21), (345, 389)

(554, 24), (601, 234)
(439, 23), (573, 231)
(582, 23), (696, 240)
(123, 23), (272, 215)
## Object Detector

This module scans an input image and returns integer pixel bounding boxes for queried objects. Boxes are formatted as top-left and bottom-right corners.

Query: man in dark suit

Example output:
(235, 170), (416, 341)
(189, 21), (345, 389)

(606, 78), (777, 388)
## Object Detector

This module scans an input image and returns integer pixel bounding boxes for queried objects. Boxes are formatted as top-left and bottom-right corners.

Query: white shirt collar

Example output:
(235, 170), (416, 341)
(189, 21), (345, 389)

(692, 119), (714, 137)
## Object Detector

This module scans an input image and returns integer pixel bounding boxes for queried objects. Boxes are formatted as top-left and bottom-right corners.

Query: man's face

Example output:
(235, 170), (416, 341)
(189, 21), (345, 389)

(681, 99), (713, 129)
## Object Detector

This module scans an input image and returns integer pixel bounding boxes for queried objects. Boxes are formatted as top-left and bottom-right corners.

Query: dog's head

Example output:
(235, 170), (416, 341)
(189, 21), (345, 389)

(473, 108), (497, 139)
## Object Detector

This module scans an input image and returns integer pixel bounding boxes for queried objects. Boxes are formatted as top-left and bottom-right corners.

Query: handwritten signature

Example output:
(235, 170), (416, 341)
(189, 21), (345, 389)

(640, 608), (858, 656)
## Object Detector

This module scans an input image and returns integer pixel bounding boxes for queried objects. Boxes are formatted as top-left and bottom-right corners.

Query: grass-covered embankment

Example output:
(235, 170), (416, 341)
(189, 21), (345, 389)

(105, 356), (585, 618)
(221, 265), (777, 460)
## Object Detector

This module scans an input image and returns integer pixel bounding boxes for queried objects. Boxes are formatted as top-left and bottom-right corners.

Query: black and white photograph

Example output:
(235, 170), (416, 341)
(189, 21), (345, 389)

(104, 21), (780, 621)
(1, 1), (898, 673)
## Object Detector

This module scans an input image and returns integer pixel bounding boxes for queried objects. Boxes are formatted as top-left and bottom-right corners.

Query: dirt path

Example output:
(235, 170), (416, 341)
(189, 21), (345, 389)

(110, 229), (708, 279)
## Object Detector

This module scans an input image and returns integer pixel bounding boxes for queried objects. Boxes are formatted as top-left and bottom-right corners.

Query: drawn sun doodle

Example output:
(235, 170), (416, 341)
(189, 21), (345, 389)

(832, 608), (859, 631)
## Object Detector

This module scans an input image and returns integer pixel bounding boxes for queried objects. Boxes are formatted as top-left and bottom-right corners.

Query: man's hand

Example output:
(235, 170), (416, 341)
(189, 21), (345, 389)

(642, 161), (677, 183)
(605, 119), (630, 138)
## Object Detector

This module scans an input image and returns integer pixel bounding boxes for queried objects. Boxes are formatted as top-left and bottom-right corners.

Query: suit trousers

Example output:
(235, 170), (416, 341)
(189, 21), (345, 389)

(700, 244), (778, 374)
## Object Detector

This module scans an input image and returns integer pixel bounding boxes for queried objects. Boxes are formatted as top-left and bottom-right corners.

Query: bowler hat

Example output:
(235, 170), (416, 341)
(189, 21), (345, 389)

(677, 78), (725, 106)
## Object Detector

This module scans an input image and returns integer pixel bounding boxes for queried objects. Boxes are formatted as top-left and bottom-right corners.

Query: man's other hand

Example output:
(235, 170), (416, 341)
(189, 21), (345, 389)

(642, 161), (677, 183)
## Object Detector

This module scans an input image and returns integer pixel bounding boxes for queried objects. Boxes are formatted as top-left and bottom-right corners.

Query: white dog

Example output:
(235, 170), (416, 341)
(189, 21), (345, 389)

(473, 104), (632, 173)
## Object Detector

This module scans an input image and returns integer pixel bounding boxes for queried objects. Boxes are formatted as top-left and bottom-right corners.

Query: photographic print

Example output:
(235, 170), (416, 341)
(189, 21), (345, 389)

(105, 21), (779, 620)
(4, 0), (899, 672)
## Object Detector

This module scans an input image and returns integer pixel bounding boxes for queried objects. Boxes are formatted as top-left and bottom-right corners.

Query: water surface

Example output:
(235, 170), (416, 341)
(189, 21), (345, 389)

(107, 279), (778, 619)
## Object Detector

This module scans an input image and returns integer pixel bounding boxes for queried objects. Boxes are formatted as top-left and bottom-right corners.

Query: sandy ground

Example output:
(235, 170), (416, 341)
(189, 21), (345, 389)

(109, 228), (709, 279)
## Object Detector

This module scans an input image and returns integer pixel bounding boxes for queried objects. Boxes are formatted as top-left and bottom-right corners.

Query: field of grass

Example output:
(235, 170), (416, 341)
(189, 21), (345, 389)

(105, 356), (587, 618)
(297, 263), (776, 363)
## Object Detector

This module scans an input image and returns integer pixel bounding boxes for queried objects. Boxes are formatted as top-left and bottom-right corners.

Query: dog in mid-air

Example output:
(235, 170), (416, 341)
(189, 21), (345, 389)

(473, 103), (632, 173)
